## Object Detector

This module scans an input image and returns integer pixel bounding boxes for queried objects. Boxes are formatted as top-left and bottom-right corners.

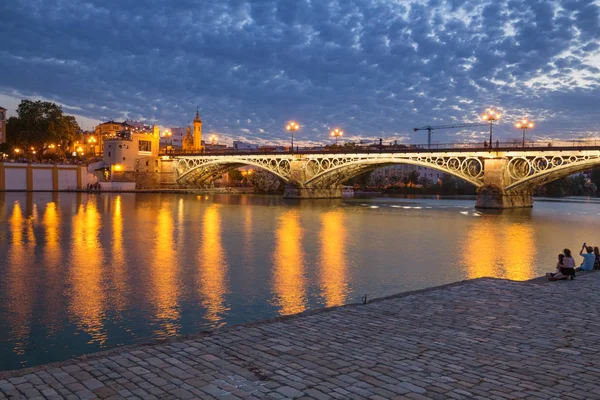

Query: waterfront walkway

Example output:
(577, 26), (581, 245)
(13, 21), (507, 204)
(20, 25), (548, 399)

(2, 275), (600, 400)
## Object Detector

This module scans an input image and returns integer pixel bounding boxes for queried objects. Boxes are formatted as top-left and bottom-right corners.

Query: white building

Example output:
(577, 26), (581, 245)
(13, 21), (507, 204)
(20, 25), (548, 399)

(103, 130), (160, 173)
(233, 141), (259, 150)
(372, 164), (445, 182)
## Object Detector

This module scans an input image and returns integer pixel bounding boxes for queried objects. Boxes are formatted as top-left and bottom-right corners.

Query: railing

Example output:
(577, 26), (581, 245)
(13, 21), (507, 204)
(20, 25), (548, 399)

(160, 139), (600, 157)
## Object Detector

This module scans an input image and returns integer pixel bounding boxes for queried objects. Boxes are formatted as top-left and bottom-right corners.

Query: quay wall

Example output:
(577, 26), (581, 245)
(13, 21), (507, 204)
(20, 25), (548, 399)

(0, 163), (89, 191)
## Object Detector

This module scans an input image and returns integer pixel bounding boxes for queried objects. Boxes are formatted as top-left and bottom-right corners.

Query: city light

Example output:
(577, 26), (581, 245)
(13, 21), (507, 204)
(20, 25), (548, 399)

(481, 108), (501, 146)
(515, 118), (534, 147)
(330, 128), (343, 146)
(286, 121), (299, 154)
(210, 134), (218, 145)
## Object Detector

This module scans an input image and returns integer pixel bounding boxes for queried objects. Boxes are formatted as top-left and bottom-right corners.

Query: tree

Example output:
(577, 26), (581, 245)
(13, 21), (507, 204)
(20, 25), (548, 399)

(228, 169), (244, 182)
(7, 100), (80, 160)
(407, 170), (420, 185)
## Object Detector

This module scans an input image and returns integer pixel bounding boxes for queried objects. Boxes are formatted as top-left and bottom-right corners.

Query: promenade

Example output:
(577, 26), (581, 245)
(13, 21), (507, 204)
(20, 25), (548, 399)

(1, 275), (599, 400)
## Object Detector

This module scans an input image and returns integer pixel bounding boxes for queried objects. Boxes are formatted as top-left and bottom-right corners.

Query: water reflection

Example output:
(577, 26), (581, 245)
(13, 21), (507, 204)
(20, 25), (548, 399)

(42, 202), (62, 335)
(6, 202), (36, 355)
(43, 202), (61, 267)
(198, 205), (229, 326)
(151, 205), (180, 335)
(319, 211), (350, 306)
(272, 210), (307, 315)
(462, 218), (536, 280)
(501, 223), (536, 281)
(110, 196), (127, 312)
(69, 199), (106, 344)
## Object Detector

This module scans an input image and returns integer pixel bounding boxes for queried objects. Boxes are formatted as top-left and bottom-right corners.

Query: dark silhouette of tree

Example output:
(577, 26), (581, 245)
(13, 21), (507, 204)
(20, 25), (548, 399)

(7, 100), (80, 160)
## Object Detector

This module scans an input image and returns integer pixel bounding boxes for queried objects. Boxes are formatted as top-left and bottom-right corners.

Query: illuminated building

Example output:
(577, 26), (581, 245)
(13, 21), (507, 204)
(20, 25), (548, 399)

(103, 126), (160, 173)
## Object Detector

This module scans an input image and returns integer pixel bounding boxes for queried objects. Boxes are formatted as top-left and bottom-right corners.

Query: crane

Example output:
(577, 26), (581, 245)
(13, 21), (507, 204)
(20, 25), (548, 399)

(413, 123), (489, 148)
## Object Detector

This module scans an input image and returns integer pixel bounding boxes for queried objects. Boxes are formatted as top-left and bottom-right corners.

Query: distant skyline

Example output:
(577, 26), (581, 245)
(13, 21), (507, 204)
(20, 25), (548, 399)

(1, 0), (599, 146)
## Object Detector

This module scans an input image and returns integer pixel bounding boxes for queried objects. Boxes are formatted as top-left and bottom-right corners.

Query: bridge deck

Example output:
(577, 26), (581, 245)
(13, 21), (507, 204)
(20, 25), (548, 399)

(164, 145), (600, 157)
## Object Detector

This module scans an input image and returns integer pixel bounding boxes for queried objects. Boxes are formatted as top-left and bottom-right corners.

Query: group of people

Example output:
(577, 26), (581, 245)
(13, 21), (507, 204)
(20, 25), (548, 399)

(546, 243), (600, 281)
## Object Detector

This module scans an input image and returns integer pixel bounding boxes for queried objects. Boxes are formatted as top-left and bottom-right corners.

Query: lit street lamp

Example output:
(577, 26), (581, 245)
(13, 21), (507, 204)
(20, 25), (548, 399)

(515, 118), (534, 147)
(162, 129), (172, 152)
(330, 128), (343, 146)
(286, 121), (299, 154)
(481, 108), (501, 146)
(210, 134), (218, 146)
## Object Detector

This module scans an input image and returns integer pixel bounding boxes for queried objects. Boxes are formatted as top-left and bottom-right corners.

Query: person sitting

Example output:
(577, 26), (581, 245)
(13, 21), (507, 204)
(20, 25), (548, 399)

(594, 246), (600, 270)
(547, 254), (570, 281)
(562, 248), (576, 279)
(576, 244), (596, 272)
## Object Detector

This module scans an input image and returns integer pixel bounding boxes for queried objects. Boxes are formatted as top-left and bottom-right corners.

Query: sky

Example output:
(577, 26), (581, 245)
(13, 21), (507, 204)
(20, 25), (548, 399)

(1, 0), (599, 146)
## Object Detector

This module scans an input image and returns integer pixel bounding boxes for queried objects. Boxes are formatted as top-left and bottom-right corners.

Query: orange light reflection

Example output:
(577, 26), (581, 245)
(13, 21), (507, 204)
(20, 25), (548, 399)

(198, 205), (229, 325)
(151, 206), (181, 336)
(319, 211), (350, 307)
(69, 200), (106, 344)
(273, 210), (307, 315)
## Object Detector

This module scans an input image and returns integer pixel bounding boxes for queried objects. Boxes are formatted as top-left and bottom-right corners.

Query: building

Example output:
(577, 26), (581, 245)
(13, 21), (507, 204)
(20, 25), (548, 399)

(372, 165), (445, 183)
(0, 106), (6, 144)
(103, 129), (160, 173)
(182, 126), (194, 151)
(233, 141), (259, 150)
(193, 110), (202, 151)
(161, 127), (186, 149)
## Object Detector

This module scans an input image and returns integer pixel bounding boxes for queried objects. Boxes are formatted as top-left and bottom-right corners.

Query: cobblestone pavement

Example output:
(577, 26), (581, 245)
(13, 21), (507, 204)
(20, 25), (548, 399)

(2, 275), (600, 399)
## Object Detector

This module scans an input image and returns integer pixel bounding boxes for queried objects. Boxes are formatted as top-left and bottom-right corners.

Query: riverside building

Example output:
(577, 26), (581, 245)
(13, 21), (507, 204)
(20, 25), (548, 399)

(103, 126), (160, 173)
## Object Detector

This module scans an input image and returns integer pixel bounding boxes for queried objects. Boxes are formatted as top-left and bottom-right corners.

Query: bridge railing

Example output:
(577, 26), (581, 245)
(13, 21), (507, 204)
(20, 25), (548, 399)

(161, 139), (600, 157)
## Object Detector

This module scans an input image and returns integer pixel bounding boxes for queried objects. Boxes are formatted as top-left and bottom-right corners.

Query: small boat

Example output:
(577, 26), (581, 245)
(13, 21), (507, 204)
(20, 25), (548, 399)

(342, 185), (354, 197)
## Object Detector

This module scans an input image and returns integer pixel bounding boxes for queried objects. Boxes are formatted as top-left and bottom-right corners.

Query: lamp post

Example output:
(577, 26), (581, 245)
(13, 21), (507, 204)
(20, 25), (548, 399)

(330, 128), (343, 146)
(210, 134), (218, 146)
(87, 136), (97, 155)
(286, 121), (299, 154)
(481, 108), (501, 146)
(162, 129), (172, 153)
(515, 118), (534, 147)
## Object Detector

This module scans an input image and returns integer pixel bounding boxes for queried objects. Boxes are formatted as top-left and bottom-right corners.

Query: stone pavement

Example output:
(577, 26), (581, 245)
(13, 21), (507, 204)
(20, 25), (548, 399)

(2, 274), (600, 400)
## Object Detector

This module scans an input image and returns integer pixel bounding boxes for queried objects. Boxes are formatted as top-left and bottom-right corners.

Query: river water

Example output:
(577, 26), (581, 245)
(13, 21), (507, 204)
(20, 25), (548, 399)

(0, 192), (598, 371)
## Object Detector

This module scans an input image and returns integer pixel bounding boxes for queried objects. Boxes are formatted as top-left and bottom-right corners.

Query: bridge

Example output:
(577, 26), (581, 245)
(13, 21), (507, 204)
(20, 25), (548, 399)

(166, 142), (600, 209)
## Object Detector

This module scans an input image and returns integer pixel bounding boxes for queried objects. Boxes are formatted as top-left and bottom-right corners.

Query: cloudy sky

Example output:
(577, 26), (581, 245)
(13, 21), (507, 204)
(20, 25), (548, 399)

(1, 0), (599, 146)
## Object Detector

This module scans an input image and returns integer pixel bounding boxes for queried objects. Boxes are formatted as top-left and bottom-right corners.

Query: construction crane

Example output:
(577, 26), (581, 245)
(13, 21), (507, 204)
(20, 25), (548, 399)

(413, 123), (489, 148)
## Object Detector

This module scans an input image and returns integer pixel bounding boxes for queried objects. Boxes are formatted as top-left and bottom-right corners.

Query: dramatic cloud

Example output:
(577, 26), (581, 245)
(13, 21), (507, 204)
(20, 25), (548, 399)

(1, 0), (599, 145)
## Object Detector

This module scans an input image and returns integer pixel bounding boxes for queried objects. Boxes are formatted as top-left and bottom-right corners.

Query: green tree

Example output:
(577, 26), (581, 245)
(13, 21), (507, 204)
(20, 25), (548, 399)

(7, 100), (80, 160)
(228, 169), (244, 182)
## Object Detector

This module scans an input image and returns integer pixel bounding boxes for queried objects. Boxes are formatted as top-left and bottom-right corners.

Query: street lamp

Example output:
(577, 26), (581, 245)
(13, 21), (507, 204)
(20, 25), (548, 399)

(515, 118), (534, 147)
(481, 108), (501, 146)
(330, 128), (343, 146)
(162, 129), (172, 152)
(209, 134), (218, 146)
(286, 121), (299, 154)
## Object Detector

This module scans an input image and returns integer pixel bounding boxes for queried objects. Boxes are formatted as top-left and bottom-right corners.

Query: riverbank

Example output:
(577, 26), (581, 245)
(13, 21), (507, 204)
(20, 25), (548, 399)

(1, 273), (599, 399)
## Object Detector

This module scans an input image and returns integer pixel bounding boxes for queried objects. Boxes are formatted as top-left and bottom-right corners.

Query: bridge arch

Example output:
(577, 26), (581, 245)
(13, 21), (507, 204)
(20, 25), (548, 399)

(176, 157), (292, 185)
(505, 155), (600, 192)
(303, 156), (485, 188)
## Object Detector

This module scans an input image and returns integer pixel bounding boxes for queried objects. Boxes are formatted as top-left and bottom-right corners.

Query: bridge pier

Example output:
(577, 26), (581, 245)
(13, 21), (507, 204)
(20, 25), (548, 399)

(283, 183), (342, 199)
(475, 185), (533, 209)
(476, 158), (532, 209)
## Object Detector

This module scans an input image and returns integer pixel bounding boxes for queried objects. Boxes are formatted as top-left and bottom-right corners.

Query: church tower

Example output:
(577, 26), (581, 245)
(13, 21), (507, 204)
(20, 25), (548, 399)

(193, 109), (202, 151)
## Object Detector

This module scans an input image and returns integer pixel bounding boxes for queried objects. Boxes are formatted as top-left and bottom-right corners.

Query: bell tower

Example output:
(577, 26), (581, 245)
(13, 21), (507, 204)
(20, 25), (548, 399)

(193, 109), (202, 151)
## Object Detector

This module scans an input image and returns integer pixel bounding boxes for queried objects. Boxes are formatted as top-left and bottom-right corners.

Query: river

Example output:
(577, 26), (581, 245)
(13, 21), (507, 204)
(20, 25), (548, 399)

(0, 192), (598, 371)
